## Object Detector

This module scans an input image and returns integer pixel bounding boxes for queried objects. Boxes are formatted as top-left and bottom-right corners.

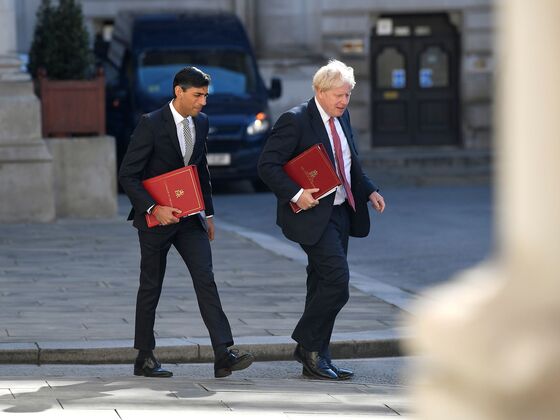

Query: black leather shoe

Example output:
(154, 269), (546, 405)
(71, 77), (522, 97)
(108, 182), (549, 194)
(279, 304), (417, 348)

(294, 344), (338, 380)
(214, 349), (254, 378)
(295, 345), (354, 380)
(134, 355), (173, 378)
(303, 363), (354, 380)
(329, 363), (354, 379)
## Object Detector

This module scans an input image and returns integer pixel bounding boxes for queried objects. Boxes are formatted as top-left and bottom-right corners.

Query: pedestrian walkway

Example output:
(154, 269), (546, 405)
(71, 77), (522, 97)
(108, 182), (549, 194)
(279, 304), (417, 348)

(0, 197), (409, 364)
(0, 374), (410, 419)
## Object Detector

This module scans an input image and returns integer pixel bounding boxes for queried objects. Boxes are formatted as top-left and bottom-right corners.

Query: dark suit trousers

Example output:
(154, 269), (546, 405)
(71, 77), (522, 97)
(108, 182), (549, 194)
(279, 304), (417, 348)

(292, 203), (351, 352)
(134, 216), (233, 352)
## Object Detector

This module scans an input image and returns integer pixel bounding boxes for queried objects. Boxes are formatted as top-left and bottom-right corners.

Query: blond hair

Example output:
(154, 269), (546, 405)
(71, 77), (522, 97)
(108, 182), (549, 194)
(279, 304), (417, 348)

(312, 59), (356, 92)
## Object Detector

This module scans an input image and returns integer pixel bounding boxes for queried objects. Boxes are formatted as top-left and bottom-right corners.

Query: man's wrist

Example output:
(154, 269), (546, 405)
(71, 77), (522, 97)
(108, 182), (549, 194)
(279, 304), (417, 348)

(291, 188), (304, 203)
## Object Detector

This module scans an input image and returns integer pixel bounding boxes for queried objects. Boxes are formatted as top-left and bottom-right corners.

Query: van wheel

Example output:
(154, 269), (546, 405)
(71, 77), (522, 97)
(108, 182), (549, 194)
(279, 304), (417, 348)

(252, 179), (269, 193)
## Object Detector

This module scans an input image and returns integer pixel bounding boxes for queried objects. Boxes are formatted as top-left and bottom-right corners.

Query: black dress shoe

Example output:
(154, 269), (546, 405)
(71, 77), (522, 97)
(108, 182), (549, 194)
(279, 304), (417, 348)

(134, 355), (173, 378)
(214, 349), (254, 378)
(303, 362), (354, 380)
(329, 363), (354, 379)
(294, 344), (338, 380)
(295, 345), (353, 380)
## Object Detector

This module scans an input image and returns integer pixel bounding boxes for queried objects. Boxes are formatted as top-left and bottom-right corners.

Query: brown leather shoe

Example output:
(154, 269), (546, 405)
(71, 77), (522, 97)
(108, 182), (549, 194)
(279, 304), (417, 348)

(214, 349), (254, 378)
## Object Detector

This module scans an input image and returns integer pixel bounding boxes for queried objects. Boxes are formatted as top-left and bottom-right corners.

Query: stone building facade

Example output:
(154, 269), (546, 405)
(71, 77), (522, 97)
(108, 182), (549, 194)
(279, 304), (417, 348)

(15, 0), (493, 153)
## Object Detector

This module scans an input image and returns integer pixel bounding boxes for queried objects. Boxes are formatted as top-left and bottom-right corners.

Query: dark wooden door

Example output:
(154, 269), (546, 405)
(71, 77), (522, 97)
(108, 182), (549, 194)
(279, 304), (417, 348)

(370, 14), (460, 147)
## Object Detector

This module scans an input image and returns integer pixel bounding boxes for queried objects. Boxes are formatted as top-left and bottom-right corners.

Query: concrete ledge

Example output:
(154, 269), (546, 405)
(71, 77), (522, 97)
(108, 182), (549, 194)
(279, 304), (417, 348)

(0, 342), (39, 364)
(0, 330), (407, 365)
(36, 338), (200, 364)
(331, 339), (402, 359)
(38, 340), (137, 365)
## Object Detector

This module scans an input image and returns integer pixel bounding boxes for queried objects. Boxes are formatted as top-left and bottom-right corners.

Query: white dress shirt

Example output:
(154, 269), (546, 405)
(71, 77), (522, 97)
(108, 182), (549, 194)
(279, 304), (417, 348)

(169, 101), (195, 157)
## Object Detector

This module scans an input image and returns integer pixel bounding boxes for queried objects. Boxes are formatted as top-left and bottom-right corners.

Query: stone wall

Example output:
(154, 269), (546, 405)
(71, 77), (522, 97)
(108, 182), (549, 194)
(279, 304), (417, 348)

(14, 0), (495, 153)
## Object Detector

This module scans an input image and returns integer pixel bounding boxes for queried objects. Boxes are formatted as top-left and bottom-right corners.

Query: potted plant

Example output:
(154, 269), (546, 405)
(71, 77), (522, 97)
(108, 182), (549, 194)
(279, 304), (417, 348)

(28, 0), (105, 137)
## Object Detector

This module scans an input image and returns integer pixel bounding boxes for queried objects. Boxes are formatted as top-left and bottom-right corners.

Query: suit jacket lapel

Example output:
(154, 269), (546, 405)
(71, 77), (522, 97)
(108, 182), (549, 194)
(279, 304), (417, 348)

(307, 98), (336, 164)
(337, 113), (358, 157)
(162, 105), (183, 161)
(191, 115), (205, 164)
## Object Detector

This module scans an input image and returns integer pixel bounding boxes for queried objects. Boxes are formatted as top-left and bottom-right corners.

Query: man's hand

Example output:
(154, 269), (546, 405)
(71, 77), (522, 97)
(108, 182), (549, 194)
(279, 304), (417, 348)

(296, 188), (320, 211)
(154, 205), (181, 225)
(369, 191), (385, 213)
(206, 217), (215, 241)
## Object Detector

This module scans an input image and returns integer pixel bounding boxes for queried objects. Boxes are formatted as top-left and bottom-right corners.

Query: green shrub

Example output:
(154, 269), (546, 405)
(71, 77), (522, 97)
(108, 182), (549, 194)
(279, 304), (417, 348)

(28, 0), (93, 80)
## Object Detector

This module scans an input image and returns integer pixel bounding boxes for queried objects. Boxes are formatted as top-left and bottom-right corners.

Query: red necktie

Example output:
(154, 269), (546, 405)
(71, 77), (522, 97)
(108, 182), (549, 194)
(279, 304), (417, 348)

(328, 117), (355, 211)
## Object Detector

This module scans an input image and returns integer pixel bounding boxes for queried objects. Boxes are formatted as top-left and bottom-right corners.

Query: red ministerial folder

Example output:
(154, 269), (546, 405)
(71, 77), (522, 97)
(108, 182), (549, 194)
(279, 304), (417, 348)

(283, 143), (341, 213)
(142, 165), (205, 228)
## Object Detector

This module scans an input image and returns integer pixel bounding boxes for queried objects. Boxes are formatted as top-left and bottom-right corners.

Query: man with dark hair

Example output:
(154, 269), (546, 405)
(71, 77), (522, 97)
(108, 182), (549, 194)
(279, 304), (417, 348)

(119, 66), (253, 378)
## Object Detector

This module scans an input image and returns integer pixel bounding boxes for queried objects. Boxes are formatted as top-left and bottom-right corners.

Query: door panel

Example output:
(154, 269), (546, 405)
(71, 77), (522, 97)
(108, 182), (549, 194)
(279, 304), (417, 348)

(376, 102), (407, 132)
(418, 45), (449, 88)
(376, 46), (407, 88)
(371, 39), (412, 146)
(419, 100), (450, 130)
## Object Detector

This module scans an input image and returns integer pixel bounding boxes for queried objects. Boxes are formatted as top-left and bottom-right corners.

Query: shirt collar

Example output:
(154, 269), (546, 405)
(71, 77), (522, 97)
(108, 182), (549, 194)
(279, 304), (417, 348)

(169, 101), (190, 126)
(314, 97), (331, 125)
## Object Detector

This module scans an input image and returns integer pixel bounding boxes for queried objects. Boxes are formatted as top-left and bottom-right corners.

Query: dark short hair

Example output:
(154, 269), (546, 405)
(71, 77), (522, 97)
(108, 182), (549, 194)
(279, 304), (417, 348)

(173, 66), (211, 97)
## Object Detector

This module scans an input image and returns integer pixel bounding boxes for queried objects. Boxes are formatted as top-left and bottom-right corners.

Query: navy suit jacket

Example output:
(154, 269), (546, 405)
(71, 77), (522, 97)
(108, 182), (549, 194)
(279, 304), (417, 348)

(118, 103), (214, 232)
(258, 98), (378, 245)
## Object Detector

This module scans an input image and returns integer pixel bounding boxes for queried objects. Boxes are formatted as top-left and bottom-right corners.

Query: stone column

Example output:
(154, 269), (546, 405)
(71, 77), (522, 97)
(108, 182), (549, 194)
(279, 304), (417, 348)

(0, 0), (16, 55)
(408, 1), (560, 419)
(0, 0), (55, 222)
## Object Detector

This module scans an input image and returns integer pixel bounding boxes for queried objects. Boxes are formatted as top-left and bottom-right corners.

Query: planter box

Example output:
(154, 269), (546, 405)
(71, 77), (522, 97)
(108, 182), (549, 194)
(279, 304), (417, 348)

(39, 68), (105, 137)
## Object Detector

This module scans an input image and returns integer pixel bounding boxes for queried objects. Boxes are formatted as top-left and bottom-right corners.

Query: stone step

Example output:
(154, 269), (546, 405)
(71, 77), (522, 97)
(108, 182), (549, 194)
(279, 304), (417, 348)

(360, 147), (492, 186)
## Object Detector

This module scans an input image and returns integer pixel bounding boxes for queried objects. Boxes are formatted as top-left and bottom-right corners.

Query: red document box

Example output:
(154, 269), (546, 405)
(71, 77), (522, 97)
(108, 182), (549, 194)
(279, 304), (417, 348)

(142, 165), (205, 228)
(283, 143), (341, 213)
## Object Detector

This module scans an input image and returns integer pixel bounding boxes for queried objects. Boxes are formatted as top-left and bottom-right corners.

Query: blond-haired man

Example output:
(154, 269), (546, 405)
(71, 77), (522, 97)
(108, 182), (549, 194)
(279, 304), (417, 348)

(258, 60), (385, 380)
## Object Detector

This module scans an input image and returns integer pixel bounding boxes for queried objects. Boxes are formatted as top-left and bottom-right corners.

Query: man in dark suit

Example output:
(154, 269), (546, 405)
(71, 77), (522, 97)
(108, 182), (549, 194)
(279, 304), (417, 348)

(258, 59), (386, 380)
(119, 66), (253, 378)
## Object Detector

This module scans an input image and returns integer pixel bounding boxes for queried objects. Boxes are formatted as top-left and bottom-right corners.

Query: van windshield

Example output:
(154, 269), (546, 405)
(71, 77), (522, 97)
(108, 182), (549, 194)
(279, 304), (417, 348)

(137, 49), (258, 98)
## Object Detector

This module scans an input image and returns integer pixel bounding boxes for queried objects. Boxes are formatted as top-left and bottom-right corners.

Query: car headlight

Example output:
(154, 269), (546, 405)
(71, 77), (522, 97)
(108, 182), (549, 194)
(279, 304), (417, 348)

(246, 112), (270, 136)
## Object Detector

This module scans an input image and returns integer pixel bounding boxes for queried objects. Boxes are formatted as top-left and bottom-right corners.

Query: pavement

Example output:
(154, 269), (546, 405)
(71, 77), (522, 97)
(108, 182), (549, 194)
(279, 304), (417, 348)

(0, 195), (415, 417)
(0, 358), (412, 418)
(0, 195), (412, 366)
(0, 369), (411, 418)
